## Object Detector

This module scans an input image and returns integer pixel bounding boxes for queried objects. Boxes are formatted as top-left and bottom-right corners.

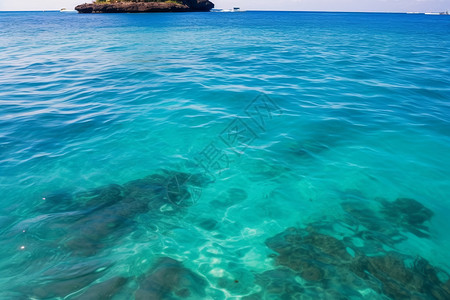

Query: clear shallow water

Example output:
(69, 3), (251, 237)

(0, 11), (450, 299)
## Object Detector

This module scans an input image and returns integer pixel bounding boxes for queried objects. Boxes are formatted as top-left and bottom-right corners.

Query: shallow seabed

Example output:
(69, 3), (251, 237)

(0, 11), (449, 299)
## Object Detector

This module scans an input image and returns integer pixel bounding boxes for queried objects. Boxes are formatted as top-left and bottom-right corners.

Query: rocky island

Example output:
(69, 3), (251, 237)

(75, 0), (215, 13)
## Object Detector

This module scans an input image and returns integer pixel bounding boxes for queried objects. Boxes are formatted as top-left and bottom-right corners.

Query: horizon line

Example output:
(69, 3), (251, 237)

(0, 9), (448, 13)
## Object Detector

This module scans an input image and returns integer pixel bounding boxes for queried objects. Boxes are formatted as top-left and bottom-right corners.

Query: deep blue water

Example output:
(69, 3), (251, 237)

(0, 11), (450, 299)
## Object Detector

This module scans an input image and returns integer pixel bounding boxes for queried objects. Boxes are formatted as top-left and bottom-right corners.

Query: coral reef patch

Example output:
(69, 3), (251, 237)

(246, 198), (448, 299)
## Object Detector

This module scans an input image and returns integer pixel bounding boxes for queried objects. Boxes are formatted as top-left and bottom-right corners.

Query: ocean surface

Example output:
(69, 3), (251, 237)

(0, 10), (450, 299)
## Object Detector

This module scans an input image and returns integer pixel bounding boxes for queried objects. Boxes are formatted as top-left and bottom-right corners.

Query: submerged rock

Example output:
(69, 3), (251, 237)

(30, 273), (102, 299)
(266, 227), (352, 281)
(243, 268), (303, 300)
(351, 253), (450, 300)
(381, 198), (434, 238)
(125, 171), (205, 209)
(210, 187), (247, 208)
(21, 260), (112, 299)
(341, 201), (407, 250)
(340, 196), (435, 246)
(71, 276), (128, 300)
(197, 218), (219, 231)
(0, 215), (15, 233)
(18, 170), (206, 256)
(164, 171), (205, 207)
(135, 257), (207, 300)
(9, 169), (208, 299)
(77, 184), (125, 209)
(295, 139), (330, 159)
(75, 0), (215, 14)
(64, 204), (136, 255)
(263, 224), (450, 300)
(35, 184), (124, 215)
(37, 190), (74, 213)
(59, 170), (205, 255)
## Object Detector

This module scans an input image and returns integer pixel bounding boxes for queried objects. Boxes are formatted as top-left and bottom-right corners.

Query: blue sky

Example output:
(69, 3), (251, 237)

(0, 0), (448, 12)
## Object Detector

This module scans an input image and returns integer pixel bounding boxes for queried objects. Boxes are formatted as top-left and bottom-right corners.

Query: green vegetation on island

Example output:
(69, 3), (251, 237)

(93, 0), (182, 3)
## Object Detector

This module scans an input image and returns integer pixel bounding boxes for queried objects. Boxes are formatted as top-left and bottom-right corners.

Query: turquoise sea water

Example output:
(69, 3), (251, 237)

(1, 11), (450, 299)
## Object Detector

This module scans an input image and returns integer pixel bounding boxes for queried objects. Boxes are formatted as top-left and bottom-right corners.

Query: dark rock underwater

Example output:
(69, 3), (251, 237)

(244, 198), (449, 300)
(2, 169), (447, 299)
(4, 169), (209, 299)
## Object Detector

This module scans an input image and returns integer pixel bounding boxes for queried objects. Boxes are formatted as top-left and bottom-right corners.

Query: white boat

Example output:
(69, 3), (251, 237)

(425, 11), (448, 15)
(212, 7), (246, 13)
(60, 8), (76, 13)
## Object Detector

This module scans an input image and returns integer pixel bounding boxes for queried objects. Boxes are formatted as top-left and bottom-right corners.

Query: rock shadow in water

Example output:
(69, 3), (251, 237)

(70, 276), (129, 300)
(251, 215), (449, 300)
(242, 268), (303, 300)
(18, 260), (112, 299)
(55, 170), (206, 256)
(135, 257), (207, 300)
(210, 188), (248, 209)
(380, 197), (434, 238)
(12, 170), (207, 298)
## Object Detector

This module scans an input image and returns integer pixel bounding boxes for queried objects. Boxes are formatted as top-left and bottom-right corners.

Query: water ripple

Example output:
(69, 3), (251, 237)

(0, 11), (450, 299)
